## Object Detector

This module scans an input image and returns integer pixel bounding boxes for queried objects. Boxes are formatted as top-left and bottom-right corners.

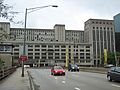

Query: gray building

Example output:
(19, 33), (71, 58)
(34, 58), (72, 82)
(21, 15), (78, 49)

(0, 22), (92, 67)
(1, 18), (116, 67)
(84, 19), (116, 66)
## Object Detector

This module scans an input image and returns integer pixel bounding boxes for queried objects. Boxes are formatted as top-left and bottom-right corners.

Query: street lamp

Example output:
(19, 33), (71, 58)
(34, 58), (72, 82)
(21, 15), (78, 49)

(21, 5), (58, 77)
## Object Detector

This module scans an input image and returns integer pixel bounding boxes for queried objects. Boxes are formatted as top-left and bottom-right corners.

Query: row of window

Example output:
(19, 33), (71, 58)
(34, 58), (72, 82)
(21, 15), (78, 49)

(92, 21), (113, 25)
(27, 45), (90, 48)
(93, 27), (113, 30)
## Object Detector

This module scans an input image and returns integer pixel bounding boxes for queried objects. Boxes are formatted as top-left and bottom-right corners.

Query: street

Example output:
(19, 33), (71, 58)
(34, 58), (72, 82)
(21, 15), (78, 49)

(28, 68), (120, 90)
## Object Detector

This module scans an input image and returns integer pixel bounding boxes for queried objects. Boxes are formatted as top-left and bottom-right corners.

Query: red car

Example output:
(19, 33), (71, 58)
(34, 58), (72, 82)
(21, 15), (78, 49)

(51, 66), (65, 76)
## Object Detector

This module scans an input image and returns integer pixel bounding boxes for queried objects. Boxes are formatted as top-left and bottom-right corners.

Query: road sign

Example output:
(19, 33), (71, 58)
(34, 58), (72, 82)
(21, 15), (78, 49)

(19, 55), (28, 61)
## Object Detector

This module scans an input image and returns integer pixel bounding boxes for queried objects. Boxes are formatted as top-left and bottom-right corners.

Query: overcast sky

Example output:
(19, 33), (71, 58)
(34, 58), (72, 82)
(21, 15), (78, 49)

(1, 0), (120, 30)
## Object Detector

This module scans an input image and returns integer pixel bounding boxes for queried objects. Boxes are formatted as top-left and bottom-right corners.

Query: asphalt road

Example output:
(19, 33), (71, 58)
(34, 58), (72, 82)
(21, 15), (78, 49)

(28, 69), (120, 90)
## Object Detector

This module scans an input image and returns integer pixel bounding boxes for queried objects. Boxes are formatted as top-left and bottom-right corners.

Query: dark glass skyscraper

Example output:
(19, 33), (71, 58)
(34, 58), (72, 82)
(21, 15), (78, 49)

(114, 13), (120, 32)
(114, 13), (120, 52)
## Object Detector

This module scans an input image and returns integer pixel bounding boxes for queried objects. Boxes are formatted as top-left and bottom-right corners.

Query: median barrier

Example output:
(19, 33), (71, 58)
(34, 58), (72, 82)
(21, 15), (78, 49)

(79, 67), (108, 74)
(27, 71), (40, 90)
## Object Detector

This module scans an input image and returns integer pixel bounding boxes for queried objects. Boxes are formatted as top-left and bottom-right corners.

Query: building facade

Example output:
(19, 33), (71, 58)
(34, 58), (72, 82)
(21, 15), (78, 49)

(0, 18), (116, 67)
(114, 13), (120, 32)
(0, 22), (92, 67)
(114, 13), (120, 52)
(84, 19), (116, 66)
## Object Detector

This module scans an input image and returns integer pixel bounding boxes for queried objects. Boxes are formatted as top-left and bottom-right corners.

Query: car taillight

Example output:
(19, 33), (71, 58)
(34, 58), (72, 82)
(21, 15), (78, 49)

(55, 71), (58, 73)
(63, 70), (65, 72)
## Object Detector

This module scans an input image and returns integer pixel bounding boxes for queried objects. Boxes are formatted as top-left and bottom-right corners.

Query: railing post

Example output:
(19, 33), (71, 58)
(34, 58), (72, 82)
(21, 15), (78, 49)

(2, 68), (4, 78)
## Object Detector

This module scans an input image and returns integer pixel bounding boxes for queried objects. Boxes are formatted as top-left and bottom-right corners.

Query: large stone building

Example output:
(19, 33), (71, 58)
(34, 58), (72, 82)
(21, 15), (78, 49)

(0, 18), (116, 67)
(84, 19), (116, 66)
(0, 22), (92, 67)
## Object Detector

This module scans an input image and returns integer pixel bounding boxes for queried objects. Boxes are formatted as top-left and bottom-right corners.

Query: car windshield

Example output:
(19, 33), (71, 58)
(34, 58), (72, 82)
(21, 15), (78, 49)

(54, 66), (63, 70)
(115, 67), (120, 72)
(71, 64), (78, 67)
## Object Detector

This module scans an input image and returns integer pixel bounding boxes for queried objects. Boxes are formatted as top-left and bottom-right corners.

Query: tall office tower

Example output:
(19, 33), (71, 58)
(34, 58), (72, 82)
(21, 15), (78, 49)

(84, 19), (115, 66)
(114, 13), (120, 52)
(114, 13), (120, 32)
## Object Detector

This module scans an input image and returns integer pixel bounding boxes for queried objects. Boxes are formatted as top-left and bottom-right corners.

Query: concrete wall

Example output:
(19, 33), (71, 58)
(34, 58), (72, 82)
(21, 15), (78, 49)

(0, 54), (12, 68)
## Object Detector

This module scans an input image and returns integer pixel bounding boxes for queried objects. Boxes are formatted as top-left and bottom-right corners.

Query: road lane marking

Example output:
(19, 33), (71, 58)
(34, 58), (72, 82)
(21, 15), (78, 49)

(74, 87), (81, 90)
(62, 81), (66, 84)
(112, 84), (120, 88)
(55, 77), (57, 80)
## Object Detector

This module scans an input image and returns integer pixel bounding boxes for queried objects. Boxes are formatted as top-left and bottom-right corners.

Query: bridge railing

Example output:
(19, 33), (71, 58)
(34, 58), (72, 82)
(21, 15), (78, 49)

(0, 67), (16, 80)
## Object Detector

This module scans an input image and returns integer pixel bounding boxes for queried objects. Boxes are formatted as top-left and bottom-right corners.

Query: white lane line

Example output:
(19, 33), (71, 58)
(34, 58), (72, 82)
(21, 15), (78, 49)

(55, 77), (57, 80)
(74, 87), (81, 90)
(62, 81), (65, 83)
(112, 84), (120, 88)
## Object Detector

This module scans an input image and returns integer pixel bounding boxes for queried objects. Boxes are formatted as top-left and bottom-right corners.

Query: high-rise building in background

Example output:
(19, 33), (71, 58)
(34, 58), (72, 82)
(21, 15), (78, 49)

(114, 13), (120, 32)
(114, 13), (120, 52)
(84, 19), (116, 66)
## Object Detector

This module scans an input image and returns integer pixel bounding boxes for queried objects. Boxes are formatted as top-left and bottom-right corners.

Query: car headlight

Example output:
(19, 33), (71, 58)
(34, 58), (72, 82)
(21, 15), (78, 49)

(72, 67), (75, 69)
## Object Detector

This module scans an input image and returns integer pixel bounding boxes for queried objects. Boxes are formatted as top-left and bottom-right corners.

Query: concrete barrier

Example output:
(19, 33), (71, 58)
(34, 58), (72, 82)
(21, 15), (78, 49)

(79, 67), (108, 74)
(27, 71), (40, 90)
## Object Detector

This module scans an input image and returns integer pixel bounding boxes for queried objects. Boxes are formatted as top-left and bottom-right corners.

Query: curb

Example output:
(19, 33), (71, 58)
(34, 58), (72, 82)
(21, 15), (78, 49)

(27, 71), (40, 90)
(79, 67), (108, 74)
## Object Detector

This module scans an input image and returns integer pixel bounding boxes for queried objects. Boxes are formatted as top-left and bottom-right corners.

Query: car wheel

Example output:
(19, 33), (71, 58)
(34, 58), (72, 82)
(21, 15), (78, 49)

(53, 73), (55, 76)
(107, 75), (112, 81)
(63, 73), (65, 76)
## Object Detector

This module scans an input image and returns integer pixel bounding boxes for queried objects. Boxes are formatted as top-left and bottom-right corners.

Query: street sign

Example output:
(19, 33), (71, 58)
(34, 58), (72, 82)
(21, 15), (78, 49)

(19, 55), (28, 61)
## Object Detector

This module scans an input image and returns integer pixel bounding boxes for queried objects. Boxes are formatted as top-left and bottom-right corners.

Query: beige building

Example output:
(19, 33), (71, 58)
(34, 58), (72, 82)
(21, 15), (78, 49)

(0, 22), (92, 67)
(1, 19), (115, 67)
(84, 19), (116, 66)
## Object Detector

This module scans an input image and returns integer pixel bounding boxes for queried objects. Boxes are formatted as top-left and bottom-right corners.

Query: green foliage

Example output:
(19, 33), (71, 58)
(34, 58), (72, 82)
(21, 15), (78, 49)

(107, 52), (116, 65)
(0, 0), (23, 24)
(116, 52), (120, 56)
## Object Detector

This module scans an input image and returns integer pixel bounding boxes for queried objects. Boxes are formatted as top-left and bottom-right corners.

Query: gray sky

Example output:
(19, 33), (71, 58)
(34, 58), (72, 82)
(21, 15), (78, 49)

(1, 0), (120, 30)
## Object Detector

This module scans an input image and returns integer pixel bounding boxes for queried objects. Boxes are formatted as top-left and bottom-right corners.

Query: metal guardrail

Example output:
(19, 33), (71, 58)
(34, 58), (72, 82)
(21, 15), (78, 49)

(0, 67), (16, 80)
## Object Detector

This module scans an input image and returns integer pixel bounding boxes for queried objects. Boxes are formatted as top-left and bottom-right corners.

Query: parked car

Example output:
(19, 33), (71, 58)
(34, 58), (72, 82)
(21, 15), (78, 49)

(68, 64), (79, 72)
(104, 64), (114, 68)
(107, 67), (120, 81)
(51, 66), (65, 76)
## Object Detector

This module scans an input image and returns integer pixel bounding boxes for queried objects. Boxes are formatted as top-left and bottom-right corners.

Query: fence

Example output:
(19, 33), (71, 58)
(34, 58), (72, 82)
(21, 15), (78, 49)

(0, 67), (16, 80)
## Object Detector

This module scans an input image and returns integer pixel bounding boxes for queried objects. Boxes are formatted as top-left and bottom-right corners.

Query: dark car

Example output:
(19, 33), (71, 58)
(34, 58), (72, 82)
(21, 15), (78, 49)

(68, 64), (79, 72)
(107, 67), (120, 81)
(51, 66), (65, 76)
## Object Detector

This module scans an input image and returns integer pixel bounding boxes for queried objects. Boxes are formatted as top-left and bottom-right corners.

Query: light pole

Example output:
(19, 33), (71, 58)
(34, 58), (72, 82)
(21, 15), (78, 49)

(21, 5), (58, 77)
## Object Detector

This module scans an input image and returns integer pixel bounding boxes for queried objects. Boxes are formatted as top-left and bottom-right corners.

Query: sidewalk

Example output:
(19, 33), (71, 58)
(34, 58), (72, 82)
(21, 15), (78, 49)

(0, 67), (30, 90)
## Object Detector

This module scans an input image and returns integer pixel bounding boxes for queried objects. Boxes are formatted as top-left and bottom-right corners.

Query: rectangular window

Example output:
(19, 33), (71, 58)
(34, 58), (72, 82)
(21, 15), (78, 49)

(35, 53), (39, 55)
(35, 49), (40, 51)
(35, 45), (40, 47)
(28, 49), (33, 51)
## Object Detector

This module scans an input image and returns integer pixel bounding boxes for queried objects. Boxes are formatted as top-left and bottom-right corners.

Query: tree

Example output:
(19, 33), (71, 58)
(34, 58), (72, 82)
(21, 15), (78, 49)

(107, 52), (116, 65)
(0, 0), (22, 24)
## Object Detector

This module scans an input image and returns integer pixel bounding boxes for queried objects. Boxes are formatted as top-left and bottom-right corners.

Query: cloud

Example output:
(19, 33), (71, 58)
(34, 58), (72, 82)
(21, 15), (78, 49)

(3, 0), (120, 30)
